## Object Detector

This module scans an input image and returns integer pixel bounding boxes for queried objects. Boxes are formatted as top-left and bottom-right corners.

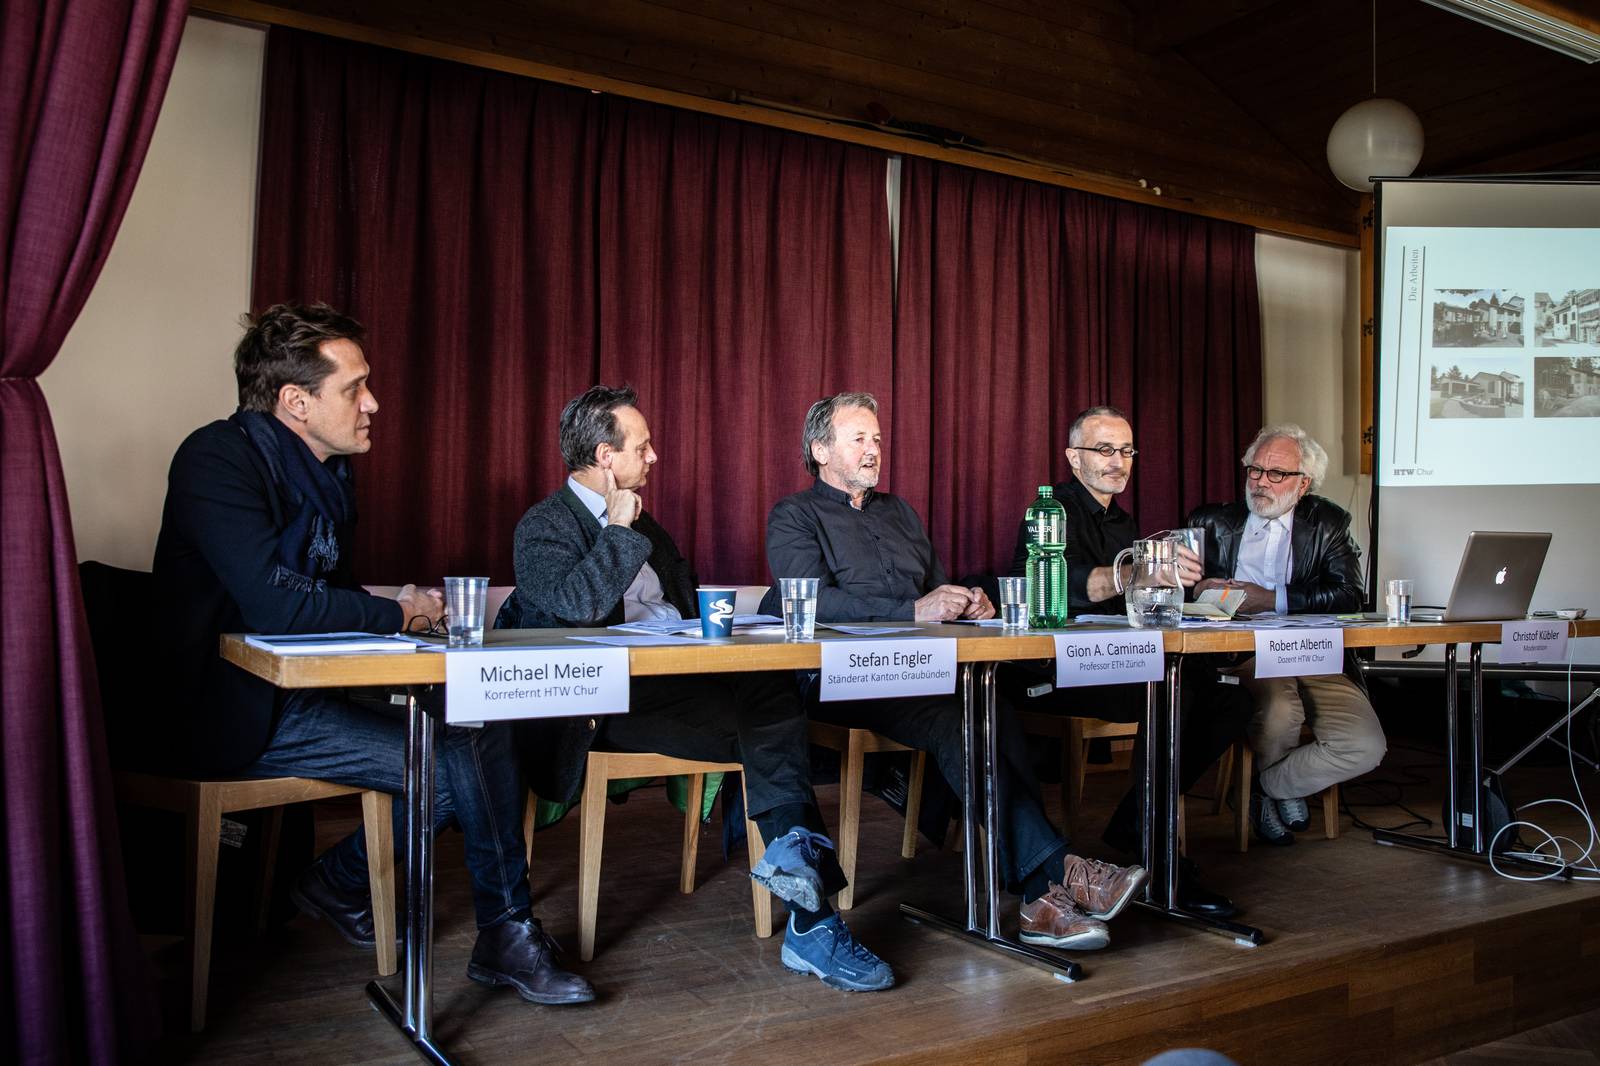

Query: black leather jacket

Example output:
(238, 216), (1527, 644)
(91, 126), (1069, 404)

(1184, 494), (1364, 615)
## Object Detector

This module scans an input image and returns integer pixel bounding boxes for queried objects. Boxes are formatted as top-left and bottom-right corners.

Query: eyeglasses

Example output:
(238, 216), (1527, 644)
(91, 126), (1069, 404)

(408, 614), (449, 637)
(1243, 464), (1306, 484)
(1072, 444), (1138, 459)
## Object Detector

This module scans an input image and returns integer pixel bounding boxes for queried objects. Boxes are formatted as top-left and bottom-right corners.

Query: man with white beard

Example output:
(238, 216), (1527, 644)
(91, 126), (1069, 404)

(1186, 425), (1385, 847)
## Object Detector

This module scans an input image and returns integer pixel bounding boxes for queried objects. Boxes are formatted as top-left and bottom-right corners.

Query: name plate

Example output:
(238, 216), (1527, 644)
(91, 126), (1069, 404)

(1253, 628), (1344, 679)
(819, 639), (957, 702)
(445, 647), (630, 724)
(1054, 632), (1164, 688)
(1500, 621), (1568, 664)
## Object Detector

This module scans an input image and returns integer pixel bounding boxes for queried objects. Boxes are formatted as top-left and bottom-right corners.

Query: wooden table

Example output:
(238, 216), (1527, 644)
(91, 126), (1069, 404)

(222, 616), (1599, 1062)
(222, 623), (1122, 1064)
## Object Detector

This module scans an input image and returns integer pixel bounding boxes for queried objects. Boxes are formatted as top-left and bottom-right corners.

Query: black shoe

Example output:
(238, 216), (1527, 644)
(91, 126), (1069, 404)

(290, 860), (377, 948)
(1176, 858), (1237, 919)
(467, 918), (595, 1005)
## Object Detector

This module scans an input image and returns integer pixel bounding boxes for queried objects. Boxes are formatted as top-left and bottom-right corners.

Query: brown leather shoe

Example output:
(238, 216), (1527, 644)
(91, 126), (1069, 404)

(1059, 854), (1148, 920)
(466, 918), (595, 1005)
(1019, 885), (1110, 949)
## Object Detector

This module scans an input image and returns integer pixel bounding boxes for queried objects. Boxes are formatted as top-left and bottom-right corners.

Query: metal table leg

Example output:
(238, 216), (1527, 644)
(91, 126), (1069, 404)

(367, 688), (454, 1065)
(901, 663), (1085, 981)
(1372, 642), (1554, 873)
(1132, 654), (1264, 946)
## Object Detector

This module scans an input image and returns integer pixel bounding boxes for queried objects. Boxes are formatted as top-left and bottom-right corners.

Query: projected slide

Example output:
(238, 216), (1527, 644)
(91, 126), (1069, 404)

(1379, 227), (1600, 486)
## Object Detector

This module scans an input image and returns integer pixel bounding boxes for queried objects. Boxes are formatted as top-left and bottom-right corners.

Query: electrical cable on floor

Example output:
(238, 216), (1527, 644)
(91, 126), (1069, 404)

(1488, 629), (1600, 883)
(1340, 745), (1441, 834)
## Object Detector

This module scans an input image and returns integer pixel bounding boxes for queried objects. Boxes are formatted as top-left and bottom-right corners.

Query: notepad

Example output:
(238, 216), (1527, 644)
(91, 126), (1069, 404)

(1182, 587), (1248, 619)
(245, 632), (418, 655)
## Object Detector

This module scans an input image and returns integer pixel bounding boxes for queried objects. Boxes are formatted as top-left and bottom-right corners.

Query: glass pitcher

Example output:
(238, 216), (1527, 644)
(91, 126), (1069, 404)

(1113, 538), (1183, 628)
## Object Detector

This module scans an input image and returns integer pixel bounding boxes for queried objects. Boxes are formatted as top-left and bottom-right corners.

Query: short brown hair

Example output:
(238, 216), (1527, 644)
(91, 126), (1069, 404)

(234, 303), (366, 413)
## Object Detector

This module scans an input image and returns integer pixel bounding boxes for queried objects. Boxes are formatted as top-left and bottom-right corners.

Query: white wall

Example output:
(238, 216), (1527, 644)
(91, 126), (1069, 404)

(40, 16), (264, 570)
(1255, 232), (1368, 563)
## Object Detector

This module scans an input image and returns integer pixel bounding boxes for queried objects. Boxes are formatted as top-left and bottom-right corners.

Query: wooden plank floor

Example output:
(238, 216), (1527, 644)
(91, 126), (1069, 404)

(149, 743), (1600, 1065)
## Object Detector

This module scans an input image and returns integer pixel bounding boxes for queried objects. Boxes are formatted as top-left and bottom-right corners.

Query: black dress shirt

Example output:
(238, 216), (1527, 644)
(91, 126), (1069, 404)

(760, 479), (948, 621)
(1007, 477), (1136, 615)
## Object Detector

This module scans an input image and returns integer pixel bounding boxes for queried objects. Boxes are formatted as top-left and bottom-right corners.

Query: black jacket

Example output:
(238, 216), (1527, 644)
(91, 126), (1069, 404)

(1184, 494), (1364, 615)
(152, 420), (402, 774)
(495, 484), (698, 804)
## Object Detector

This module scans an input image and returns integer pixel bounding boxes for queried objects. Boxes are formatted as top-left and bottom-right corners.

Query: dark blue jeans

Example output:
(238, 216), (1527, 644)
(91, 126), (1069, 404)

(807, 687), (1066, 891)
(244, 688), (531, 928)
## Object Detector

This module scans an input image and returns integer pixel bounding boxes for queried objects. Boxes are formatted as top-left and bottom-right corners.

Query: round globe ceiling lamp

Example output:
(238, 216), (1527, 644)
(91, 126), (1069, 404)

(1326, 0), (1424, 192)
(1326, 98), (1425, 192)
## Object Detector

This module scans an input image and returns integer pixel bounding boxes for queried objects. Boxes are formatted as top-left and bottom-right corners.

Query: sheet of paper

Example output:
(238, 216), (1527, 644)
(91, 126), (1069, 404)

(818, 624), (924, 635)
(569, 634), (708, 647)
(608, 614), (781, 635)
(245, 632), (417, 655)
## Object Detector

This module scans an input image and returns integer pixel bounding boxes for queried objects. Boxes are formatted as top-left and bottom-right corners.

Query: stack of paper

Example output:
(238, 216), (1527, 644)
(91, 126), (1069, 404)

(245, 632), (417, 655)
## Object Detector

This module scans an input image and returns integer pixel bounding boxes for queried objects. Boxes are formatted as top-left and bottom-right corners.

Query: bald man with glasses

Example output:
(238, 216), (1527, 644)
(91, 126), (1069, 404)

(1186, 424), (1383, 847)
(1001, 405), (1252, 918)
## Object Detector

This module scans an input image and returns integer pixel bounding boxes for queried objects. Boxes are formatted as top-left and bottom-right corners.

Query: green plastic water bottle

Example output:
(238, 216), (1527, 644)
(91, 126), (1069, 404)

(1025, 486), (1068, 628)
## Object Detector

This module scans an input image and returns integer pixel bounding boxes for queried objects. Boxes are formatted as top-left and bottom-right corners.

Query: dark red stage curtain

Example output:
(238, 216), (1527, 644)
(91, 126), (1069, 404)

(893, 158), (1263, 579)
(253, 28), (893, 585)
(0, 3), (187, 1062)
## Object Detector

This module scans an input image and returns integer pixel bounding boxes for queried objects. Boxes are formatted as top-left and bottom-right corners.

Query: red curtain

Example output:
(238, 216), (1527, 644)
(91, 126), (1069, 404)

(253, 29), (892, 585)
(893, 158), (1263, 578)
(253, 29), (1260, 589)
(0, 2), (187, 1062)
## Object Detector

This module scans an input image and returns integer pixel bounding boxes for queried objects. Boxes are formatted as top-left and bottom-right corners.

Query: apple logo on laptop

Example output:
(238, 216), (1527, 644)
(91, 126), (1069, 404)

(1494, 567), (1508, 585)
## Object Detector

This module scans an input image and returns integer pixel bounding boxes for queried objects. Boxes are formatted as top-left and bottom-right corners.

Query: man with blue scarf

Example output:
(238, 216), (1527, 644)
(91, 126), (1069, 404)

(153, 304), (592, 1006)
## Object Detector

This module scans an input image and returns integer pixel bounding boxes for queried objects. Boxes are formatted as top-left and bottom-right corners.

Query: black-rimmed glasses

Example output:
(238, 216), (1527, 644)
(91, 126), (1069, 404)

(1243, 464), (1305, 484)
(1071, 444), (1138, 459)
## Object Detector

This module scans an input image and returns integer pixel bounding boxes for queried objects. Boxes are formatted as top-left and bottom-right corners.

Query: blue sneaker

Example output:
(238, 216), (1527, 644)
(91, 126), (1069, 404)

(780, 913), (895, 992)
(751, 826), (833, 912)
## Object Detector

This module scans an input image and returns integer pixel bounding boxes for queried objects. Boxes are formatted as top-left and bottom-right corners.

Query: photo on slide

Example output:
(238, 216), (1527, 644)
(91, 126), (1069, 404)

(1534, 356), (1600, 417)
(1533, 288), (1600, 347)
(1429, 361), (1524, 419)
(1431, 288), (1525, 348)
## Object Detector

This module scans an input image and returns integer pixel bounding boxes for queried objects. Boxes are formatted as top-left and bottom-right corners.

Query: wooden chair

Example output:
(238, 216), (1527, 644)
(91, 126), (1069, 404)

(524, 751), (773, 962)
(806, 723), (928, 910)
(1018, 711), (1140, 831)
(113, 771), (396, 1031)
(1213, 740), (1341, 852)
(1020, 711), (1190, 852)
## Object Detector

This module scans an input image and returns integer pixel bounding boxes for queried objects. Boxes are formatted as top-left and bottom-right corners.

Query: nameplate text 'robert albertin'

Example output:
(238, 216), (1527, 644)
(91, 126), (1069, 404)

(819, 639), (957, 702)
(1500, 621), (1568, 664)
(445, 646), (630, 723)
(1252, 628), (1344, 679)
(1053, 632), (1164, 688)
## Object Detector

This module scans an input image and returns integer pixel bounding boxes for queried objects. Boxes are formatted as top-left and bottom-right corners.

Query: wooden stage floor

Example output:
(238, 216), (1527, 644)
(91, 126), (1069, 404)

(153, 744), (1600, 1065)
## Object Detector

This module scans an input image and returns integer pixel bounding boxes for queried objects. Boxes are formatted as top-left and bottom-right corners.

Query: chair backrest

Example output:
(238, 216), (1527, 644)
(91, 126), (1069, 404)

(80, 561), (160, 766)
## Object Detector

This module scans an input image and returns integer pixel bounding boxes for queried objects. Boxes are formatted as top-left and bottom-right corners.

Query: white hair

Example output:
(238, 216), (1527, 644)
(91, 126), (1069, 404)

(1242, 423), (1328, 492)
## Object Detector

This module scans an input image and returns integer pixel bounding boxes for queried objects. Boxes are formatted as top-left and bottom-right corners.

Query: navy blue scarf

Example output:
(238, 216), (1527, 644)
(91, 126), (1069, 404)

(231, 409), (356, 592)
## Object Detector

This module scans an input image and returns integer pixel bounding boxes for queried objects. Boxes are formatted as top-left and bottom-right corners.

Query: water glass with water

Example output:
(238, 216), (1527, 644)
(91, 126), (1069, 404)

(997, 576), (1028, 630)
(778, 577), (819, 641)
(444, 576), (489, 647)
(1385, 578), (1413, 625)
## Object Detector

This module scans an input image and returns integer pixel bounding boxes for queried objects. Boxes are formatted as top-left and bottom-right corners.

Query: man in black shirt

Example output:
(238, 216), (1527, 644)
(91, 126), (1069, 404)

(1003, 406), (1253, 917)
(763, 393), (1148, 952)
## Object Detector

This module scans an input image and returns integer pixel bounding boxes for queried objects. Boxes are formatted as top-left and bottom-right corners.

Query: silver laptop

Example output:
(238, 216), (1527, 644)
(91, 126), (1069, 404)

(1411, 531), (1552, 622)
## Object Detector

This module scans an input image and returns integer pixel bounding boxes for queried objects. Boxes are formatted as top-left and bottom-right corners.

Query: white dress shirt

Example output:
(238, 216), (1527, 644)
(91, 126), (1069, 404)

(567, 476), (681, 622)
(1232, 508), (1293, 615)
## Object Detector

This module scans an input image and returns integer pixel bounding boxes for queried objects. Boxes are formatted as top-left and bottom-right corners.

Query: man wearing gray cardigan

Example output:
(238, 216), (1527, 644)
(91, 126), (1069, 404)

(496, 385), (893, 992)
